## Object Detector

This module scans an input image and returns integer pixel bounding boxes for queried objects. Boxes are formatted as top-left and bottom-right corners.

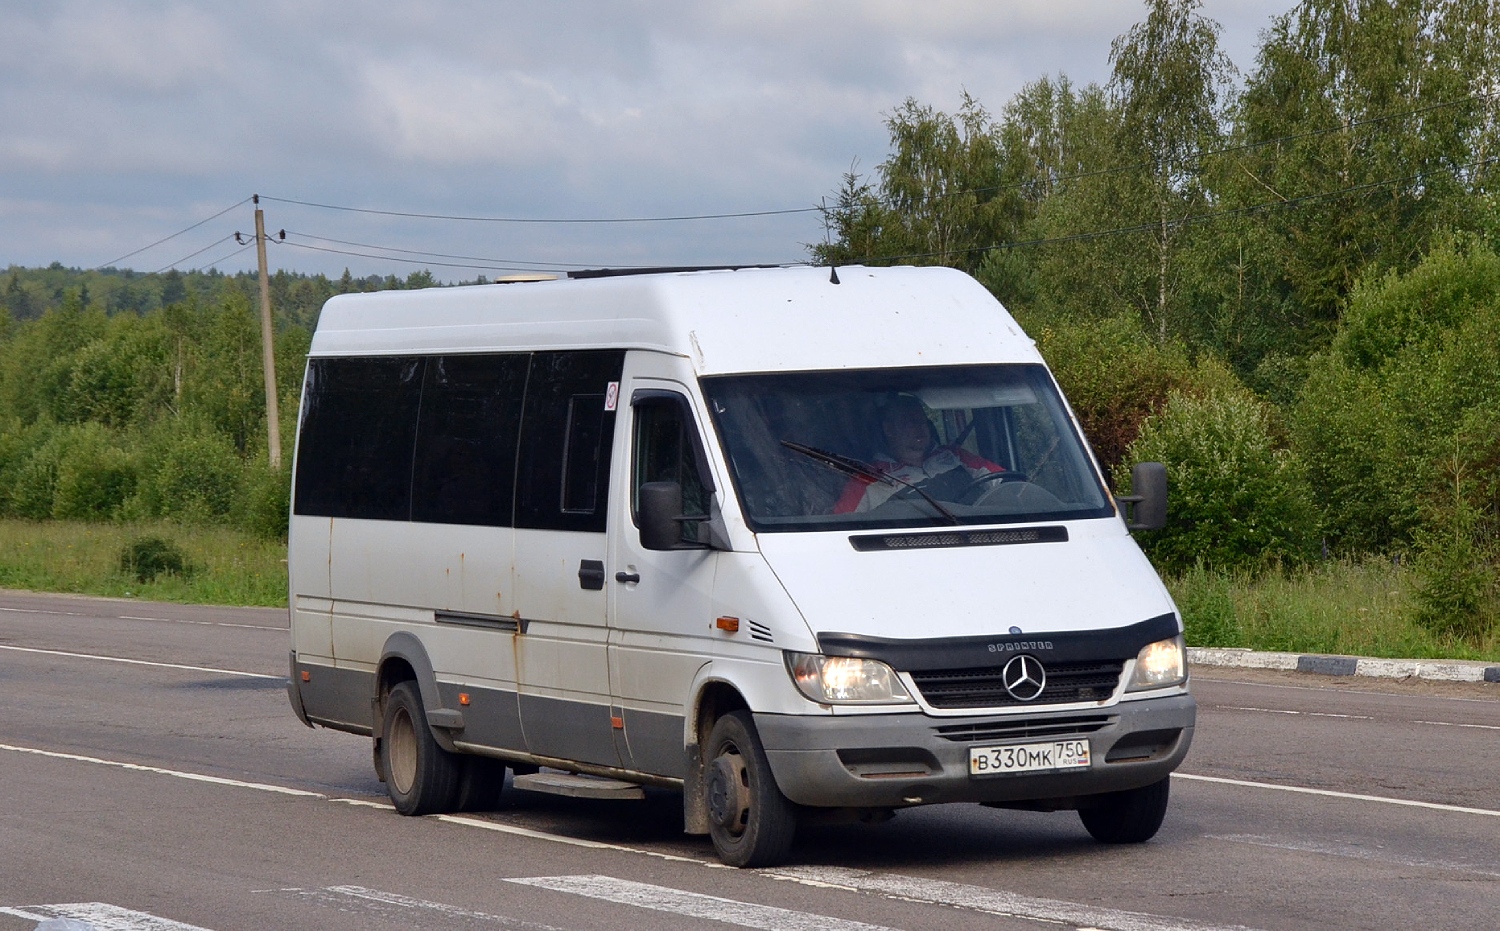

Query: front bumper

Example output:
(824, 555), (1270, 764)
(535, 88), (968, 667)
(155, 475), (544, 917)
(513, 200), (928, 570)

(754, 692), (1195, 808)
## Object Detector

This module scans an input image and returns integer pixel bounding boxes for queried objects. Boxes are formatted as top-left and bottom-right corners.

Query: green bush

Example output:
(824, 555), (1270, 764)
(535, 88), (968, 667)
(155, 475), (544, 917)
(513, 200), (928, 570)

(1294, 241), (1500, 556)
(133, 426), (243, 523)
(235, 463), (292, 540)
(1122, 373), (1319, 574)
(119, 535), (189, 582)
(1031, 313), (1195, 479)
(52, 423), (138, 520)
(0, 423), (137, 521)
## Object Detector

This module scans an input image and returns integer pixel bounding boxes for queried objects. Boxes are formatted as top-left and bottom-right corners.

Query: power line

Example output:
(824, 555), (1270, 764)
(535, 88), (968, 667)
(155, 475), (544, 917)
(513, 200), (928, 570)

(276, 239), (582, 274)
(190, 241), (256, 274)
(154, 233), (238, 273)
(279, 231), (598, 270)
(259, 195), (820, 224)
(277, 233), (801, 274)
(96, 197), (253, 269)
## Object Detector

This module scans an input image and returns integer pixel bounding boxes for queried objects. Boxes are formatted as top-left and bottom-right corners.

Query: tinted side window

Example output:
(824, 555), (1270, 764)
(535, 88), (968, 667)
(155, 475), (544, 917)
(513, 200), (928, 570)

(294, 357), (424, 520)
(410, 354), (528, 526)
(515, 350), (624, 533)
(632, 395), (712, 545)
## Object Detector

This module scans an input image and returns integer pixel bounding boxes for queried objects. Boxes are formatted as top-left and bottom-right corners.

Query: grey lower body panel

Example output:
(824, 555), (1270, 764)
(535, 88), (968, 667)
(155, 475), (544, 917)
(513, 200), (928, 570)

(754, 694), (1196, 809)
(296, 661), (376, 734)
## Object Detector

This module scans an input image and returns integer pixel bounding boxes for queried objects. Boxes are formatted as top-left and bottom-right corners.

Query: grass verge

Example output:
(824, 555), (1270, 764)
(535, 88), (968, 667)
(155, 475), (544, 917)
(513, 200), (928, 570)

(0, 519), (286, 607)
(0, 521), (1492, 661)
(1169, 557), (1499, 662)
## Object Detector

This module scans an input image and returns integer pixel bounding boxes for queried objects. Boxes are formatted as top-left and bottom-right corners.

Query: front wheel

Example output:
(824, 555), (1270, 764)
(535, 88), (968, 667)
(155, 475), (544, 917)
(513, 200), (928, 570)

(1078, 777), (1170, 843)
(704, 711), (797, 867)
(381, 681), (461, 816)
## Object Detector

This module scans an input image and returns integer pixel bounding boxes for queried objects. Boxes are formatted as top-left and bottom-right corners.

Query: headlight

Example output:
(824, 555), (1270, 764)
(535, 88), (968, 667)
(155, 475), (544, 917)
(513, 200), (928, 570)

(1127, 635), (1187, 691)
(785, 652), (914, 704)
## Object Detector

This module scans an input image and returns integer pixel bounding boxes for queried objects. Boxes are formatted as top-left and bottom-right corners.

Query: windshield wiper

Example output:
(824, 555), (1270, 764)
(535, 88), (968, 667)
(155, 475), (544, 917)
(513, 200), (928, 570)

(780, 440), (959, 524)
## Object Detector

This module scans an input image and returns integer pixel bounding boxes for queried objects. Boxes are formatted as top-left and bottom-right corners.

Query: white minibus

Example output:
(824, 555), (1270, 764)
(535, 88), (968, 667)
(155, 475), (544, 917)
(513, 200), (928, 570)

(287, 264), (1194, 867)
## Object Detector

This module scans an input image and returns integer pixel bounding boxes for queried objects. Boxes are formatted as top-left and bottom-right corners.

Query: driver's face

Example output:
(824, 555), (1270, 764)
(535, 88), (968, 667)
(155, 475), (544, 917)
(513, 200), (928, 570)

(883, 406), (932, 467)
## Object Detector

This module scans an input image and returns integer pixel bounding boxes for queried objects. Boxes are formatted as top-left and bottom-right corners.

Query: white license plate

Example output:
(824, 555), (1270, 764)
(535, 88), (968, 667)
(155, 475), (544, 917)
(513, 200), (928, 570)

(968, 739), (1091, 776)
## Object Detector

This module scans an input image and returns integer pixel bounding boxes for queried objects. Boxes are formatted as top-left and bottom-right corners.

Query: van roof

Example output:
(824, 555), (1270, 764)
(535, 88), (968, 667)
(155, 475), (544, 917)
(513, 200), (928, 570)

(308, 264), (1040, 375)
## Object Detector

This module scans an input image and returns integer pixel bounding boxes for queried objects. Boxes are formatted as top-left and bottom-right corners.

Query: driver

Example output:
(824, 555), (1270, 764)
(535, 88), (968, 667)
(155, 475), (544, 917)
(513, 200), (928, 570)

(833, 394), (1003, 513)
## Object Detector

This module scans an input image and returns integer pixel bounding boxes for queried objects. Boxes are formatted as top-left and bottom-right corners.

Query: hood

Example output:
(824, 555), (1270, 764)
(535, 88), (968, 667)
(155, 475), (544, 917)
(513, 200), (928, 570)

(754, 518), (1175, 642)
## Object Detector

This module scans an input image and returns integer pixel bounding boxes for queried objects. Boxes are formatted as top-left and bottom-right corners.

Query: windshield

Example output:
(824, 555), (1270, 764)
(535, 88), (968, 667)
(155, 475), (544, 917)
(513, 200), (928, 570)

(702, 364), (1114, 532)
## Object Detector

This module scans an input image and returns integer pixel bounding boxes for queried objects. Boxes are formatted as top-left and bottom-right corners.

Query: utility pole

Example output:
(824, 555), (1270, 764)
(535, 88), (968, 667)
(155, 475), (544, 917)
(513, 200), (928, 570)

(253, 195), (282, 470)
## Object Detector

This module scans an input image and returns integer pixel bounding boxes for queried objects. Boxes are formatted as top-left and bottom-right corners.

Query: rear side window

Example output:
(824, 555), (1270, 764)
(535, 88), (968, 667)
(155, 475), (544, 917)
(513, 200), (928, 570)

(410, 354), (529, 526)
(294, 357), (423, 520)
(514, 350), (625, 533)
(295, 349), (623, 530)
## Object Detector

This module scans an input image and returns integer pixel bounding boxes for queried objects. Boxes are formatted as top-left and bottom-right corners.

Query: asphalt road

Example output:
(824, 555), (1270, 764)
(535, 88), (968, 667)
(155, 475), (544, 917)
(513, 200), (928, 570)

(1, 590), (1496, 931)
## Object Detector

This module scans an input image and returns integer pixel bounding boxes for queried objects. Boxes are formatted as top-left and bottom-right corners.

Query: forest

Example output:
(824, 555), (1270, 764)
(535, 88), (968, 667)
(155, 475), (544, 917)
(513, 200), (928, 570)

(0, 0), (1495, 640)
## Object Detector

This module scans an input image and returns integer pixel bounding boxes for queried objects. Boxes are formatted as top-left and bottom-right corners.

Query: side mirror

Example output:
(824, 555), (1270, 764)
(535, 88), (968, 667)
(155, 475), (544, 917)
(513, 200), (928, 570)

(638, 481), (685, 550)
(1117, 462), (1167, 532)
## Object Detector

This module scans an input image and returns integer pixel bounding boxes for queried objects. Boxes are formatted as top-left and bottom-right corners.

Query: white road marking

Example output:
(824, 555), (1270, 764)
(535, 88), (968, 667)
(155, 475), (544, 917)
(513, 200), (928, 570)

(0, 603), (282, 631)
(1207, 834), (1500, 878)
(437, 813), (729, 867)
(506, 875), (903, 931)
(1216, 705), (1372, 720)
(1415, 719), (1500, 731)
(763, 867), (1261, 931)
(118, 615), (283, 631)
(271, 885), (566, 929)
(0, 903), (213, 930)
(0, 743), (322, 797)
(0, 643), (281, 680)
(0, 908), (47, 921)
(1176, 773), (1500, 817)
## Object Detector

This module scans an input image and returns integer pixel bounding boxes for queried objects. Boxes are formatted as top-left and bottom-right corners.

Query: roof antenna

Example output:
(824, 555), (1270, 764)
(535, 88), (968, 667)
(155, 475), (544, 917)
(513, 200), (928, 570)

(820, 195), (841, 284)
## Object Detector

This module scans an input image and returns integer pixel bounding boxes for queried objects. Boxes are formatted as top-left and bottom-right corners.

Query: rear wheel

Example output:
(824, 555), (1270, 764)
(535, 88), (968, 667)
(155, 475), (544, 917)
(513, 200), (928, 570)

(1078, 777), (1170, 843)
(381, 681), (461, 815)
(704, 711), (797, 867)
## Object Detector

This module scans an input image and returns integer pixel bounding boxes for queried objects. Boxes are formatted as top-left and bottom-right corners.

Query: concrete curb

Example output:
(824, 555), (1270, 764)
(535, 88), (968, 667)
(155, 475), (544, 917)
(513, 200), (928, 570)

(1187, 647), (1500, 684)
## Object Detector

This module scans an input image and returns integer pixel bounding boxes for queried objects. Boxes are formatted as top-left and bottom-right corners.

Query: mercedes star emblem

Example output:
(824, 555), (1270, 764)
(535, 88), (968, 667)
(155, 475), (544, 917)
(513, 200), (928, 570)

(1002, 654), (1046, 701)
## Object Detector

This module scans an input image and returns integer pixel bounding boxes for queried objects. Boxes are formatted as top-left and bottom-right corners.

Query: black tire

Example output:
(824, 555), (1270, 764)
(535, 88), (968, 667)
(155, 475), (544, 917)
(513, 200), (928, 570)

(1078, 777), (1171, 843)
(704, 710), (797, 867)
(381, 681), (461, 816)
(454, 755), (508, 812)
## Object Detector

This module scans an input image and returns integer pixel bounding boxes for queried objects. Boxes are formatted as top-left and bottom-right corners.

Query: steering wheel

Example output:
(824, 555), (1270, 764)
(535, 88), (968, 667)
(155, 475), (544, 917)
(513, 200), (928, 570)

(960, 470), (1029, 499)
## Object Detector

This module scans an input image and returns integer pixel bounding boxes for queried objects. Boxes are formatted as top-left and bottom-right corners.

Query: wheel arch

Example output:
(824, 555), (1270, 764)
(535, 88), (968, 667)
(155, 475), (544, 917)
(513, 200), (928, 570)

(376, 631), (460, 752)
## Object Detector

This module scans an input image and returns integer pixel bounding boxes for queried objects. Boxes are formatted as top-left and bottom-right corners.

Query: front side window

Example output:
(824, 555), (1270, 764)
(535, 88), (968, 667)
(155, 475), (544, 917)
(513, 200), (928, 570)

(702, 365), (1113, 532)
(632, 394), (712, 545)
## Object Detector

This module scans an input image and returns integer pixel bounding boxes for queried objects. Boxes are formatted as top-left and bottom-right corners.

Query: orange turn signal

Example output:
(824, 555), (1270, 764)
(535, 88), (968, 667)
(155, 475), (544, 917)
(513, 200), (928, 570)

(716, 616), (740, 633)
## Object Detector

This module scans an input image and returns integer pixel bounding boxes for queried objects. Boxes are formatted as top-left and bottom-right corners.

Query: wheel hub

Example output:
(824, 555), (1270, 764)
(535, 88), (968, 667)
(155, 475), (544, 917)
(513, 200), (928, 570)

(706, 753), (749, 835)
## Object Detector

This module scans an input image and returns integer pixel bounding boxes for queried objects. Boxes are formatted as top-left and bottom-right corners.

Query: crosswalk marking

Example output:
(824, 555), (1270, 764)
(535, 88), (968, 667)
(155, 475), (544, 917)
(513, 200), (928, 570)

(0, 904), (212, 931)
(763, 867), (1264, 931)
(505, 875), (904, 931)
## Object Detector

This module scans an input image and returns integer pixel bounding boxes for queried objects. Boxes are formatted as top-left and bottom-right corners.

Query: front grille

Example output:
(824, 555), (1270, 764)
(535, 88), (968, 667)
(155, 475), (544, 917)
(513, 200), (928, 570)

(910, 660), (1124, 709)
(933, 713), (1116, 743)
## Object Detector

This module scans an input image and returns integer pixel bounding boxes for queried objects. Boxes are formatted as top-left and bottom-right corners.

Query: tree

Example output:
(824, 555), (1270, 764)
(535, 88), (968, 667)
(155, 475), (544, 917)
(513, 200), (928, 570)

(1105, 0), (1236, 342)
(1230, 0), (1483, 333)
(814, 94), (1024, 273)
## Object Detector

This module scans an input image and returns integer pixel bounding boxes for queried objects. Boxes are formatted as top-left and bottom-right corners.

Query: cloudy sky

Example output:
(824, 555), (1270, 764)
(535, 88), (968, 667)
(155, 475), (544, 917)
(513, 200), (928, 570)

(2, 1), (1291, 281)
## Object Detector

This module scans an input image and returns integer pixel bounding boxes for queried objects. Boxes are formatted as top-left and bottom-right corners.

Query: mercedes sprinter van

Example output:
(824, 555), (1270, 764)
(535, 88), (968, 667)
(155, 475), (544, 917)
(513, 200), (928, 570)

(287, 264), (1194, 867)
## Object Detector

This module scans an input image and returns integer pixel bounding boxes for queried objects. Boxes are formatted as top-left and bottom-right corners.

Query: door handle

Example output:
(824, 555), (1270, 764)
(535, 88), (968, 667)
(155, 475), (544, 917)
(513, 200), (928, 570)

(578, 559), (606, 590)
(615, 571), (641, 584)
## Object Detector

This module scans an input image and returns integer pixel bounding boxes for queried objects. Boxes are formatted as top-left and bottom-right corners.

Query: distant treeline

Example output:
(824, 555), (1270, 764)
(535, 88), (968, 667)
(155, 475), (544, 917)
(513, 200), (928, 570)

(0, 263), (459, 543)
(1, 263), (465, 333)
